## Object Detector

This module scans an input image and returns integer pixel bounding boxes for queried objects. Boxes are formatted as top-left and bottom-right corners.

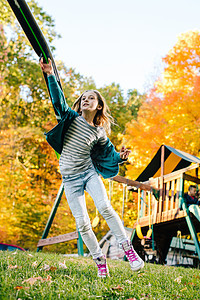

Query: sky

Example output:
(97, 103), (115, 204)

(37, 0), (200, 95)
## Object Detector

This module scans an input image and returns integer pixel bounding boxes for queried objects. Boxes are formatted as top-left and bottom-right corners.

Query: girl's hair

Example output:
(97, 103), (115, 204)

(72, 90), (113, 134)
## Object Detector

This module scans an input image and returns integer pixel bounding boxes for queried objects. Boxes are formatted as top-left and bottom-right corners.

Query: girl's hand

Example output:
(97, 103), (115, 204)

(120, 146), (131, 160)
(40, 57), (54, 76)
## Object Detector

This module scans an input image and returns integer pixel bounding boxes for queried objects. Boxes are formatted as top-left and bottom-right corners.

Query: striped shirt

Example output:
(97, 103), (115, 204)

(59, 116), (107, 175)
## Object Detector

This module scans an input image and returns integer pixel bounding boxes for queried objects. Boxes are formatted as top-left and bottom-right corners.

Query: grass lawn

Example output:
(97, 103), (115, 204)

(0, 251), (199, 299)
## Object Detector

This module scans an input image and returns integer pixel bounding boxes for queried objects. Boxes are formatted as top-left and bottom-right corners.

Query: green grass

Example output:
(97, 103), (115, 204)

(0, 251), (199, 300)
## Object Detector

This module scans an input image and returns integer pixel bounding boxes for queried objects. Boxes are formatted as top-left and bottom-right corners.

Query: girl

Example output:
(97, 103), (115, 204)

(40, 58), (144, 277)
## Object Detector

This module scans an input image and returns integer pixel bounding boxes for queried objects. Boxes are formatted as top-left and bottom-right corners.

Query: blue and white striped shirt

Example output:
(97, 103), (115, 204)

(59, 116), (107, 175)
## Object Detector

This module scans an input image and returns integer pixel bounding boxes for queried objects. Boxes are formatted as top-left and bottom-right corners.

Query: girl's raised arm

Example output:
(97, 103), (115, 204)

(40, 58), (69, 119)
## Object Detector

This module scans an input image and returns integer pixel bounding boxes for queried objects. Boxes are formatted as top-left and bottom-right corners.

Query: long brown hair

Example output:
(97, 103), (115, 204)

(72, 90), (113, 134)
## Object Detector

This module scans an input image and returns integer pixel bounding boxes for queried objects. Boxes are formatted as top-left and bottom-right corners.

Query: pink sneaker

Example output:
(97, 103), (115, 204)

(122, 241), (144, 271)
(94, 255), (110, 278)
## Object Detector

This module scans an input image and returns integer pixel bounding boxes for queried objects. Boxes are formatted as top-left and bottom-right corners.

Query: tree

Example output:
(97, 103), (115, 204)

(0, 0), (144, 251)
(123, 30), (200, 179)
(0, 0), (63, 248)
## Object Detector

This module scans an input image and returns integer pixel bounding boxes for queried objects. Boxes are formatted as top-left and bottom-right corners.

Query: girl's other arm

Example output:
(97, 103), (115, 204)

(120, 145), (131, 160)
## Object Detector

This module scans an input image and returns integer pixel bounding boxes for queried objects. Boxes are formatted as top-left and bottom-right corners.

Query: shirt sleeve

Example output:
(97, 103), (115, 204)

(47, 75), (69, 120)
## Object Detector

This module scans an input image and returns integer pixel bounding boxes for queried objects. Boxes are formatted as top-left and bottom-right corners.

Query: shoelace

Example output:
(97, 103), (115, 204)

(96, 263), (108, 276)
(124, 249), (139, 263)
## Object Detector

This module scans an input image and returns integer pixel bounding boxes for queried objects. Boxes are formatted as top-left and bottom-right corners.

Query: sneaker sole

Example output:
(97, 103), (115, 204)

(130, 260), (144, 272)
(97, 274), (110, 278)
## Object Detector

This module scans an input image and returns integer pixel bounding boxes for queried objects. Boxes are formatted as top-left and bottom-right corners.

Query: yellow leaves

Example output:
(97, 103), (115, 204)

(159, 31), (200, 95)
(22, 275), (52, 285)
(124, 31), (200, 182)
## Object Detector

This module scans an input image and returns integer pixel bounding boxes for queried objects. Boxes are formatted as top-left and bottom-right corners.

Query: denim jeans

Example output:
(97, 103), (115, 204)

(63, 166), (128, 259)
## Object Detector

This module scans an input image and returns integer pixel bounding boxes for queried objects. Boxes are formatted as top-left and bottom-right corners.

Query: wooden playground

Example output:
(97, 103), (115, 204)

(130, 145), (200, 266)
(37, 145), (200, 267)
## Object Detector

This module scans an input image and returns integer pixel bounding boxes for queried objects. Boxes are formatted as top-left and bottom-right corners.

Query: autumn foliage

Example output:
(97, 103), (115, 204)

(0, 1), (138, 252)
(1, 0), (200, 252)
(124, 30), (200, 179)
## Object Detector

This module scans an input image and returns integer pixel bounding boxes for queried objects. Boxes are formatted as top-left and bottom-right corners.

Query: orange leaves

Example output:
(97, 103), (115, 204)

(14, 286), (23, 290)
(124, 30), (200, 181)
(111, 285), (124, 291)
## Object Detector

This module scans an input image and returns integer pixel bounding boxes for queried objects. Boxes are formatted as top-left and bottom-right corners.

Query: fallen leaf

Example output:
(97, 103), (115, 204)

(49, 266), (57, 271)
(22, 277), (41, 285)
(59, 261), (67, 269)
(14, 286), (23, 290)
(180, 287), (187, 292)
(32, 261), (38, 267)
(174, 276), (182, 284)
(148, 283), (152, 287)
(40, 264), (50, 271)
(8, 265), (18, 269)
(125, 280), (134, 284)
(112, 285), (124, 291)
(46, 275), (52, 282)
(22, 275), (52, 285)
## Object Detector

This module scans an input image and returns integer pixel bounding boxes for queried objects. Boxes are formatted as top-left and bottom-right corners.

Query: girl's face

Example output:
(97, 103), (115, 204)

(80, 91), (102, 113)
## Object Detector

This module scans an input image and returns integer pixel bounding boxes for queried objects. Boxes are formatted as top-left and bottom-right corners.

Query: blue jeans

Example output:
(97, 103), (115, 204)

(63, 166), (128, 259)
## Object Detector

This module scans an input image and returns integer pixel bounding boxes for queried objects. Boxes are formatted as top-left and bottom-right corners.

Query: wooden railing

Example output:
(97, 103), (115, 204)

(136, 164), (199, 227)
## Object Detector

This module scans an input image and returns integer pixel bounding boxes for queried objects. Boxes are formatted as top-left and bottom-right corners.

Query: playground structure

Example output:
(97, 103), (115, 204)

(131, 145), (200, 266)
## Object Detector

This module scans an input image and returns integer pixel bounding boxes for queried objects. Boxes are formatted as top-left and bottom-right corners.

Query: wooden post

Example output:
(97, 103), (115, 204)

(160, 145), (165, 198)
(196, 167), (198, 178)
(159, 145), (165, 221)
